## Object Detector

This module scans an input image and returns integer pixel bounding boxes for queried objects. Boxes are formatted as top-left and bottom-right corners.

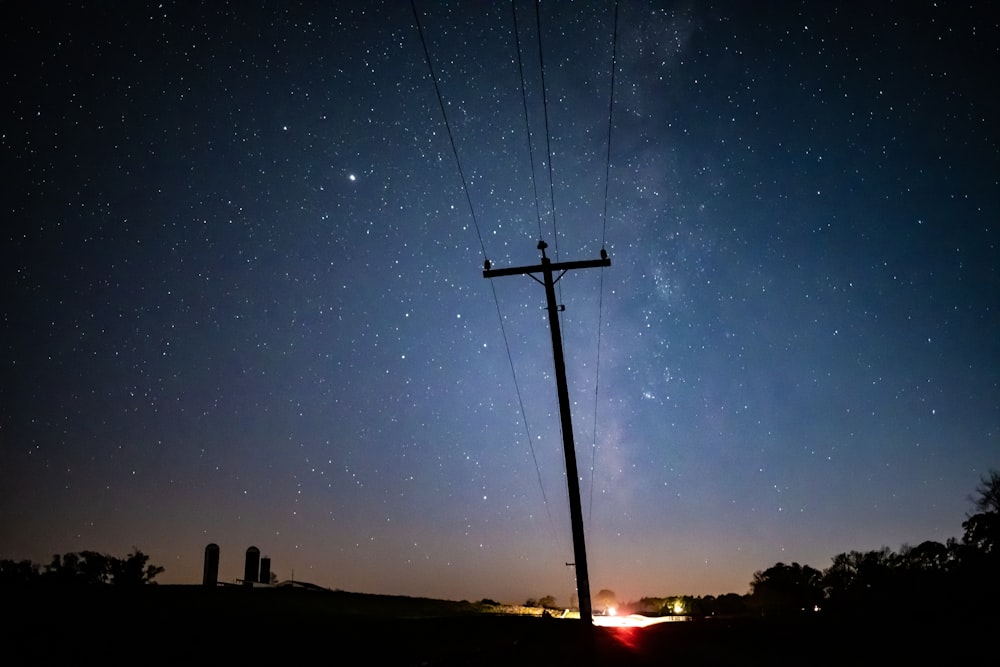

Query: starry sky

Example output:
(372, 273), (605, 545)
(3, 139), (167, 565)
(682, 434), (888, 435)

(2, 1), (997, 605)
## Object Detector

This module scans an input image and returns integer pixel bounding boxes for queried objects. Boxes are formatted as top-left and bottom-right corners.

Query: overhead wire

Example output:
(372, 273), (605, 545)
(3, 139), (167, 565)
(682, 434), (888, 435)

(526, 1), (581, 548)
(600, 0), (620, 252)
(410, 0), (556, 533)
(487, 281), (554, 530)
(511, 0), (545, 243)
(533, 0), (561, 263)
(589, 0), (619, 526)
(410, 0), (488, 263)
(521, 0), (619, 529)
(413, 0), (618, 540)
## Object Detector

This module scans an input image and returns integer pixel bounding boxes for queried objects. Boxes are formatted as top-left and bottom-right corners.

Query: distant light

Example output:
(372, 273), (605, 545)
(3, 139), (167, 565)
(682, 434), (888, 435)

(593, 614), (688, 628)
(348, 174), (356, 182)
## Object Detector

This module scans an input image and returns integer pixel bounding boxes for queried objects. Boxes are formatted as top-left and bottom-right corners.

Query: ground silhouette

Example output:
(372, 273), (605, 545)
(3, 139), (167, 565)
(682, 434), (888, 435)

(2, 584), (994, 666)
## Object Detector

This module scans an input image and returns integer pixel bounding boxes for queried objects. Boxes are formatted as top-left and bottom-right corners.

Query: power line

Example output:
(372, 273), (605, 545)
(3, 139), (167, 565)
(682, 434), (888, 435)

(511, 0), (545, 243)
(590, 0), (620, 526)
(520, 0), (619, 529)
(413, 0), (619, 548)
(600, 0), (620, 250)
(410, 0), (488, 263)
(533, 0), (560, 263)
(487, 280), (555, 531)
(411, 0), (555, 531)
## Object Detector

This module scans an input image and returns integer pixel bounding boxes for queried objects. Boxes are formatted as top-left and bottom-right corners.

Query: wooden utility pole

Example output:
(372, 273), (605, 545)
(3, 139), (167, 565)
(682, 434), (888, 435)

(483, 240), (610, 624)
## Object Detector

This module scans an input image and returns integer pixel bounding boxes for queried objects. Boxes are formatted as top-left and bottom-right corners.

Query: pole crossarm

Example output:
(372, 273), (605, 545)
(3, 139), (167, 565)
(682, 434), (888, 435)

(483, 256), (610, 279)
(482, 240), (608, 625)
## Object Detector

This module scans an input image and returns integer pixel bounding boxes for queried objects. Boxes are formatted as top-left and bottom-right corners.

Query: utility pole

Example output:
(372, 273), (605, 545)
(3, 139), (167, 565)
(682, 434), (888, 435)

(483, 240), (610, 624)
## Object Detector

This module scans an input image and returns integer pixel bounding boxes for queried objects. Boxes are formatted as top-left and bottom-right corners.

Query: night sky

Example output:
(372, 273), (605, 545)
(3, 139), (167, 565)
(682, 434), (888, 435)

(2, 1), (997, 605)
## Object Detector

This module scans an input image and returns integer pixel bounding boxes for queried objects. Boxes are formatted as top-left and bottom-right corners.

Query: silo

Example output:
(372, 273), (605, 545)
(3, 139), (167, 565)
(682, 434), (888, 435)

(203, 543), (220, 587)
(244, 546), (260, 585)
(259, 556), (271, 585)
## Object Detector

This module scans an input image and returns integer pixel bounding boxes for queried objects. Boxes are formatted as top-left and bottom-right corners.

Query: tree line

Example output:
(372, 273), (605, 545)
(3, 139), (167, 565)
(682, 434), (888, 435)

(521, 470), (999, 618)
(0, 548), (164, 587)
(628, 470), (1000, 618)
(4, 471), (997, 615)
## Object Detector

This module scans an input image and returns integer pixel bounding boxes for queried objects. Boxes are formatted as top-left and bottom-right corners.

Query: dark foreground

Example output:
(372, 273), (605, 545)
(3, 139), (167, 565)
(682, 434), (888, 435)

(2, 586), (993, 666)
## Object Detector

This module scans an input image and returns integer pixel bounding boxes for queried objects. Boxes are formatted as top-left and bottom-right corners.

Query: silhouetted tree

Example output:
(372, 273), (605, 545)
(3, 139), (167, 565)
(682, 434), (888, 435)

(893, 540), (961, 610)
(595, 589), (617, 612)
(78, 551), (112, 584)
(537, 595), (557, 609)
(44, 552), (84, 584)
(963, 470), (1000, 558)
(962, 513), (1000, 556)
(37, 550), (163, 586)
(822, 547), (900, 614)
(0, 559), (40, 585)
(749, 562), (823, 615)
(955, 470), (1000, 611)
(110, 549), (164, 585)
(632, 597), (665, 614)
(970, 469), (1000, 514)
(899, 540), (956, 574)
